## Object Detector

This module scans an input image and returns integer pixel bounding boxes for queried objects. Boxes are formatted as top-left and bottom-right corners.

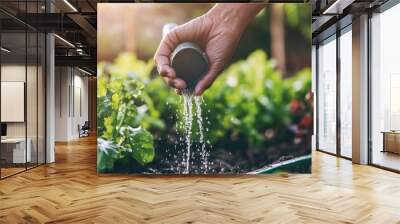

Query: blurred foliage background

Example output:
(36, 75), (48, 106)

(97, 3), (312, 173)
(98, 3), (311, 77)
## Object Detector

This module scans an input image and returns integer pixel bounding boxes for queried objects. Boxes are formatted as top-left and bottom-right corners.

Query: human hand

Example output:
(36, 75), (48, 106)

(154, 4), (265, 95)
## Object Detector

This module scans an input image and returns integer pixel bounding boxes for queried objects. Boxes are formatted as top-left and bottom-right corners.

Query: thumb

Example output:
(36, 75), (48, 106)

(194, 63), (223, 96)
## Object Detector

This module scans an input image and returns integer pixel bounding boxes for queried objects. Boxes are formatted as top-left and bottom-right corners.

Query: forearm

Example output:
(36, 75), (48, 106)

(206, 3), (266, 33)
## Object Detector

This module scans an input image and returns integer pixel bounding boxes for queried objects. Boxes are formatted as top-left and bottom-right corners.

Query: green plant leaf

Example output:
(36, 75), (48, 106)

(97, 138), (118, 172)
(120, 126), (155, 166)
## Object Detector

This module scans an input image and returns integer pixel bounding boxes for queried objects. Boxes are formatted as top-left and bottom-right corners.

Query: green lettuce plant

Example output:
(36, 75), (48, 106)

(97, 50), (311, 172)
(202, 50), (311, 150)
(97, 57), (159, 172)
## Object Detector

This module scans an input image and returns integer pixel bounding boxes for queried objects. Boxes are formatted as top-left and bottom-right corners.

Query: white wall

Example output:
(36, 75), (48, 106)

(55, 67), (89, 141)
(55, 66), (69, 141)
(72, 73), (89, 138)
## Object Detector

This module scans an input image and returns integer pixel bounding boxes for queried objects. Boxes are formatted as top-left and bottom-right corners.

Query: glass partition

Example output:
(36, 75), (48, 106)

(27, 30), (38, 169)
(1, 30), (28, 177)
(0, 2), (46, 179)
(317, 35), (337, 154)
(26, 0), (44, 169)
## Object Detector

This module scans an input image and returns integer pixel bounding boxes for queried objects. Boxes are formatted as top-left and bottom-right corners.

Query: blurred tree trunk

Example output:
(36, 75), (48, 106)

(270, 4), (286, 77)
(124, 8), (136, 54)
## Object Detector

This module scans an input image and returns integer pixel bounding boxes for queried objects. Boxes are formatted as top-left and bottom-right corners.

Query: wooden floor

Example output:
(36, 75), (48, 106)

(1, 136), (400, 224)
(373, 150), (400, 171)
(1, 167), (26, 178)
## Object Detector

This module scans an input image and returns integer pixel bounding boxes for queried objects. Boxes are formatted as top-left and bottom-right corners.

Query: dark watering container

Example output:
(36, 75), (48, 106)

(162, 23), (209, 92)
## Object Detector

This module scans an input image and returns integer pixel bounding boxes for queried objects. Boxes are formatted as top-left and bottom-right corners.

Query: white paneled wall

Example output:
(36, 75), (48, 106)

(54, 67), (89, 141)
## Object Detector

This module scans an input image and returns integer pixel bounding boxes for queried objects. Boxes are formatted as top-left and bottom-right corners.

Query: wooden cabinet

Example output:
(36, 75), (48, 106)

(382, 132), (400, 154)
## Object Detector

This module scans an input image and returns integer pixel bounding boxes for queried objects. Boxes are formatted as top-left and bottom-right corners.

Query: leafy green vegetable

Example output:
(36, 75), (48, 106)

(119, 126), (154, 166)
(97, 51), (311, 172)
(97, 138), (118, 172)
(97, 56), (159, 172)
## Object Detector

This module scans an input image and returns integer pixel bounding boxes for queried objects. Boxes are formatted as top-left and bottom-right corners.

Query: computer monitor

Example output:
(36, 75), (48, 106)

(1, 123), (7, 137)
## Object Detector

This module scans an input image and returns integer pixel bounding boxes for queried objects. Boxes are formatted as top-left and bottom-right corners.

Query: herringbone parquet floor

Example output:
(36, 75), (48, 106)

(1, 135), (400, 224)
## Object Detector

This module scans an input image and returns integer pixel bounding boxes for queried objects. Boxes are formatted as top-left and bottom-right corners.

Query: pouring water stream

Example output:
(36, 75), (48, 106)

(163, 23), (210, 174)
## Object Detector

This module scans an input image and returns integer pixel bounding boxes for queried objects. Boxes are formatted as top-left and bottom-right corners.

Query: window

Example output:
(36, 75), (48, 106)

(339, 27), (352, 158)
(370, 3), (400, 171)
(317, 35), (337, 154)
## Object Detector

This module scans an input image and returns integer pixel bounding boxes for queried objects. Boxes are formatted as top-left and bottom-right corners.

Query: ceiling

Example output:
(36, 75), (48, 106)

(0, 0), (98, 74)
(0, 0), (393, 73)
(311, 0), (390, 41)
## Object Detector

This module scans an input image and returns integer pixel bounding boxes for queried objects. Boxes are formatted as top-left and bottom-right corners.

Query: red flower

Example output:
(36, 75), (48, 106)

(299, 114), (313, 129)
(290, 99), (304, 115)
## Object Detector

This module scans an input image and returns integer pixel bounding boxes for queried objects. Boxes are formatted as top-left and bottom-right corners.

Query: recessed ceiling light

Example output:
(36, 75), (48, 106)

(54, 34), (75, 48)
(78, 67), (92, 76)
(323, 0), (354, 15)
(1, 47), (11, 53)
(63, 0), (78, 12)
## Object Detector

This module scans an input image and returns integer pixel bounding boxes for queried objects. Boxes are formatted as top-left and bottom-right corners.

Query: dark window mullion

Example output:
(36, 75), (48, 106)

(316, 44), (320, 151)
(44, 0), (48, 165)
(36, 0), (39, 167)
(336, 29), (341, 157)
(25, 0), (28, 171)
(367, 11), (373, 165)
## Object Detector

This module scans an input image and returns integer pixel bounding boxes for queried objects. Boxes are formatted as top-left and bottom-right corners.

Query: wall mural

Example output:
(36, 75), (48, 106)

(97, 3), (312, 174)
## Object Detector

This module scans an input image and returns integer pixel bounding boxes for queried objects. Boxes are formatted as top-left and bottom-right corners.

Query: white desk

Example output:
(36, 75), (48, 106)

(1, 138), (31, 163)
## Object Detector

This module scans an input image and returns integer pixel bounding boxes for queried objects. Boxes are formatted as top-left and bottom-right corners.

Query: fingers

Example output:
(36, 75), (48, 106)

(173, 78), (187, 89)
(158, 64), (176, 79)
(154, 29), (180, 79)
(162, 77), (187, 90)
(194, 63), (222, 96)
(155, 27), (191, 91)
(154, 51), (176, 79)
